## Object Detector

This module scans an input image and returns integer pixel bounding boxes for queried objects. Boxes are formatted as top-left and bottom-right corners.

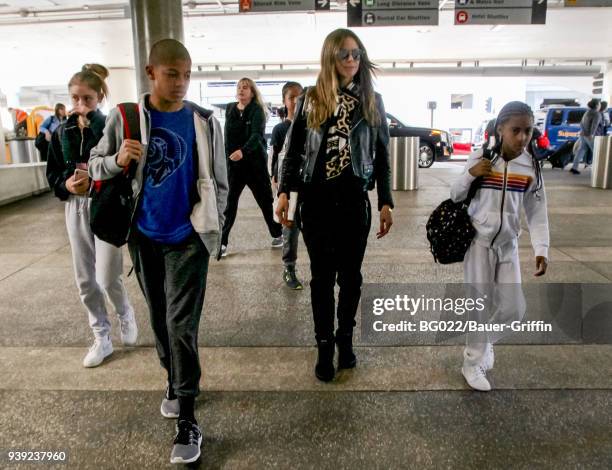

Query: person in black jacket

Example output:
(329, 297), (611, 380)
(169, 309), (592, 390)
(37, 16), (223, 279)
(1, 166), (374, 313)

(46, 64), (136, 368)
(221, 77), (283, 256)
(270, 81), (304, 290)
(276, 29), (394, 382)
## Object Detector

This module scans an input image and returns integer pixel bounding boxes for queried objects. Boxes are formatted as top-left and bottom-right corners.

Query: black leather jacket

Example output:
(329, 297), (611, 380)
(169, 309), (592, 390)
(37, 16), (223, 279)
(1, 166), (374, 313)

(279, 90), (394, 210)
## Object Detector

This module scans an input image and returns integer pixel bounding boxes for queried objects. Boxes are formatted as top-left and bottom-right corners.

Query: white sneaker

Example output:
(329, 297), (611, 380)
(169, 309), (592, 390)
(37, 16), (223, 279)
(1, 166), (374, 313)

(461, 365), (491, 391)
(220, 245), (228, 257)
(271, 236), (283, 248)
(83, 336), (113, 368)
(482, 343), (494, 371)
(119, 312), (138, 346)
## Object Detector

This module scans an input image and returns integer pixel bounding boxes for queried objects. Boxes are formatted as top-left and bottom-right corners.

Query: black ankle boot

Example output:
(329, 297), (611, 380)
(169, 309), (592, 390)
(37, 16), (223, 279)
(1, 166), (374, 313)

(315, 339), (335, 382)
(336, 334), (357, 369)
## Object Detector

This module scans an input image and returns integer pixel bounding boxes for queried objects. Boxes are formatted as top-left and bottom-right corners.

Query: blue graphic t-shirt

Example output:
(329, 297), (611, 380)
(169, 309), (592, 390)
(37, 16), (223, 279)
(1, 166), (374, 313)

(137, 106), (196, 244)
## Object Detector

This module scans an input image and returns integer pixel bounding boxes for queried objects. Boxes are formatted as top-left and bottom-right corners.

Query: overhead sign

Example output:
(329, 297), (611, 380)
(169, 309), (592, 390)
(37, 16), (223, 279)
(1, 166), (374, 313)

(454, 0), (547, 25)
(347, 0), (439, 27)
(239, 0), (329, 13)
(565, 0), (612, 6)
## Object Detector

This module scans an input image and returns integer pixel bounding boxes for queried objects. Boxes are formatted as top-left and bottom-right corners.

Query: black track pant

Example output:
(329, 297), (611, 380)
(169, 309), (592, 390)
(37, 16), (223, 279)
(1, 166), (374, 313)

(129, 231), (209, 397)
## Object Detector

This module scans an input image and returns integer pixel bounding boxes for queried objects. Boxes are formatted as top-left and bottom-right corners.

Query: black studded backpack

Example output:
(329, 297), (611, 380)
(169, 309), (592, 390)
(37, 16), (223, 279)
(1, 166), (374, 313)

(426, 150), (492, 264)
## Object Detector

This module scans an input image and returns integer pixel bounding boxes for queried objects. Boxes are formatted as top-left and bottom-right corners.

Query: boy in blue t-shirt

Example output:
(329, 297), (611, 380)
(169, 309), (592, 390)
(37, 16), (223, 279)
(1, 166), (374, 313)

(89, 39), (228, 465)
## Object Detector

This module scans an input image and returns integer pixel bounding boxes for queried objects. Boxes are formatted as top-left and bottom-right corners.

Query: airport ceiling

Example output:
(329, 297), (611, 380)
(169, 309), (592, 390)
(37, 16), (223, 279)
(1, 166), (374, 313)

(0, 1), (611, 87)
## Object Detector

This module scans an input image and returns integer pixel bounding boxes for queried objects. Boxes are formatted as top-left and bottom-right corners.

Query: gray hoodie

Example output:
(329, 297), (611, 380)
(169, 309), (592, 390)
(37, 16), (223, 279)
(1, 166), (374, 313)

(88, 94), (228, 258)
(581, 108), (602, 138)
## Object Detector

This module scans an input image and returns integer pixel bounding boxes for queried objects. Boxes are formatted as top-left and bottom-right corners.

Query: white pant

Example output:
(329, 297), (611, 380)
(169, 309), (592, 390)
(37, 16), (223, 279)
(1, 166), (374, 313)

(65, 196), (133, 339)
(463, 239), (526, 367)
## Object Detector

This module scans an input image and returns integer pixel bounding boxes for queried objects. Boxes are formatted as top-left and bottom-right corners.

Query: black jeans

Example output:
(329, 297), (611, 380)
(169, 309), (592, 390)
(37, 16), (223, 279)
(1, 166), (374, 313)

(221, 159), (282, 246)
(300, 190), (371, 341)
(128, 230), (209, 397)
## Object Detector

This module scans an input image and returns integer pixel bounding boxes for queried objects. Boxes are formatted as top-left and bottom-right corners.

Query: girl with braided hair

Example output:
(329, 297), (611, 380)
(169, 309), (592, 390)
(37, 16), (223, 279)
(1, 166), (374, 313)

(450, 101), (550, 391)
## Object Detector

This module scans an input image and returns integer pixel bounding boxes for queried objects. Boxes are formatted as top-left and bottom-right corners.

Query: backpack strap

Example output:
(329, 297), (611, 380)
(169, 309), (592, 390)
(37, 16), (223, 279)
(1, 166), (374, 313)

(117, 103), (140, 177)
(464, 178), (480, 207)
(463, 147), (494, 206)
(117, 103), (141, 142)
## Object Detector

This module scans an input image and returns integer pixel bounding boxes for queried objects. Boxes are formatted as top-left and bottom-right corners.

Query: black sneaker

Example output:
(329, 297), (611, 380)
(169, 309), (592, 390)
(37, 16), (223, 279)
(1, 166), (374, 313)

(283, 267), (303, 290)
(569, 168), (580, 175)
(170, 419), (202, 464)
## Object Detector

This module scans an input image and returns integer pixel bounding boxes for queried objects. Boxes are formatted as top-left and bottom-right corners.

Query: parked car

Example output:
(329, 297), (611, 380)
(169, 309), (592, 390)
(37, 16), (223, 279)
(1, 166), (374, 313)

(473, 118), (497, 150)
(387, 113), (453, 168)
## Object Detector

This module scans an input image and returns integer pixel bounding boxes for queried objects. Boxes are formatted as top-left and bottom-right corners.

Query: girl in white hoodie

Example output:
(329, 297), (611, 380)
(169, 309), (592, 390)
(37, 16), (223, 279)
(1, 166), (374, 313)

(450, 101), (550, 391)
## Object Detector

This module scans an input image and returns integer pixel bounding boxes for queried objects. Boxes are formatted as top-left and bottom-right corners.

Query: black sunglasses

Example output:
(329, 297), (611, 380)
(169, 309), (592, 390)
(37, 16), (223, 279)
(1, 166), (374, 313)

(337, 48), (362, 61)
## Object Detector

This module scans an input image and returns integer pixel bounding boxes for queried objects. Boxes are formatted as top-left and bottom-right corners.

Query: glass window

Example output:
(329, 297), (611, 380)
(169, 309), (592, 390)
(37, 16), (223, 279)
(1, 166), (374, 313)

(549, 109), (564, 126)
(451, 94), (473, 110)
(567, 110), (586, 125)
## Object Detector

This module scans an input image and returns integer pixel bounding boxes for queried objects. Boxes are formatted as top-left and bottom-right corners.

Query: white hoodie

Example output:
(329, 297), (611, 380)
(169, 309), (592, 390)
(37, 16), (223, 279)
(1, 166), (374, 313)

(450, 148), (550, 259)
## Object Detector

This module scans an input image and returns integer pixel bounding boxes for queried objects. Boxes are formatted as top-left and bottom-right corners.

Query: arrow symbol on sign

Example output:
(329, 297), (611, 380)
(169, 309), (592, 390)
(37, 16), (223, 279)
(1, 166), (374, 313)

(317, 0), (328, 7)
(349, 0), (360, 6)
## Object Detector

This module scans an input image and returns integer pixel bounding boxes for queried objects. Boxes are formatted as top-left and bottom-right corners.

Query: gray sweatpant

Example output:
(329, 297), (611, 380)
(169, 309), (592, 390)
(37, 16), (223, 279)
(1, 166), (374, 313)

(65, 195), (134, 339)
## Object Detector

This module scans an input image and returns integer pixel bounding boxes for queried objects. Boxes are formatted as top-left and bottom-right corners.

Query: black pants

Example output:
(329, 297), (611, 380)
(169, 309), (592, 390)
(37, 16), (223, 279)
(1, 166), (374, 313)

(221, 160), (282, 246)
(128, 231), (209, 397)
(38, 139), (49, 162)
(300, 191), (371, 341)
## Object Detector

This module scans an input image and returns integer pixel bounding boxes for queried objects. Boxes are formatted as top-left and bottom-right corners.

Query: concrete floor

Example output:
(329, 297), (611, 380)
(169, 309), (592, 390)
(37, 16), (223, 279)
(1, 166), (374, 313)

(1, 162), (612, 469)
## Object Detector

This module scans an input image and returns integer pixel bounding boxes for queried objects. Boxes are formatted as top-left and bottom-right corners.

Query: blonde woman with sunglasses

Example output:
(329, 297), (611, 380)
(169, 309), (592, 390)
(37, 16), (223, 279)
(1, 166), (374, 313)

(276, 29), (394, 382)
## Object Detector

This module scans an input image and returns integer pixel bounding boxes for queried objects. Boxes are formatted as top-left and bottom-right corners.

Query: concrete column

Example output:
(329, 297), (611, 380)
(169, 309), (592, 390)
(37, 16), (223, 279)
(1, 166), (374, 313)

(0, 112), (6, 165)
(605, 60), (612, 104)
(0, 90), (7, 164)
(129, 0), (184, 96)
(106, 68), (138, 108)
